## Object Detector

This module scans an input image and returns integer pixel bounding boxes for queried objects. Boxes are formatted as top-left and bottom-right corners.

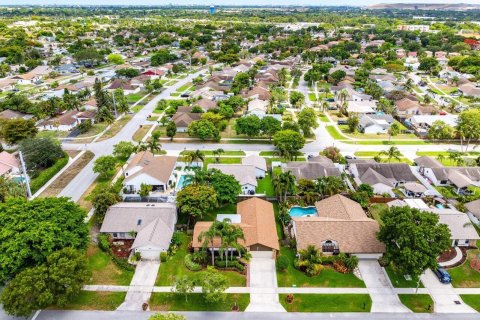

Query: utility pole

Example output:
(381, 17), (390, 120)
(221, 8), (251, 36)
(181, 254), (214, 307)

(19, 151), (32, 198)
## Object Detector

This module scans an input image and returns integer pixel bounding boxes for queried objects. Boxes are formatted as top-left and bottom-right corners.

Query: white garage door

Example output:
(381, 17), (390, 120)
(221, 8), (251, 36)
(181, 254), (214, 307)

(251, 251), (273, 259)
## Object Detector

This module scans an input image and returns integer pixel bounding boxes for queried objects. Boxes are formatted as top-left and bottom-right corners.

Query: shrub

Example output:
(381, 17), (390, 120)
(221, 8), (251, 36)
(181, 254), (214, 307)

(276, 255), (289, 272)
(184, 254), (202, 271)
(214, 260), (245, 272)
(171, 231), (183, 247)
(160, 252), (168, 262)
(29, 155), (68, 194)
(112, 255), (135, 271)
(98, 234), (111, 252)
(77, 120), (92, 134)
(333, 260), (349, 274)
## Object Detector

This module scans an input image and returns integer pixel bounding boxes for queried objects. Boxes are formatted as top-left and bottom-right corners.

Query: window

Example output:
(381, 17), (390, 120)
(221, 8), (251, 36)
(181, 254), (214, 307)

(137, 219), (142, 226)
(119, 232), (126, 238)
(112, 233), (118, 238)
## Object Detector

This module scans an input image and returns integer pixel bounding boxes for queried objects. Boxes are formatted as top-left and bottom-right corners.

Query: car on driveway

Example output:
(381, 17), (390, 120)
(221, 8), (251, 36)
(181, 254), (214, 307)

(434, 267), (452, 284)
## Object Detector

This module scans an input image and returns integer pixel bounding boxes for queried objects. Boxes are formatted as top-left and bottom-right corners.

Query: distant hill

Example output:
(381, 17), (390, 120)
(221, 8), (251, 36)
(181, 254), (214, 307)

(368, 3), (480, 11)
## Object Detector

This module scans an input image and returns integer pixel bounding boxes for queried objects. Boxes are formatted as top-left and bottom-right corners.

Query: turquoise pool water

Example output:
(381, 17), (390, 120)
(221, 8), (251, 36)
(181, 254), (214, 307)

(289, 206), (318, 217)
(176, 175), (191, 191)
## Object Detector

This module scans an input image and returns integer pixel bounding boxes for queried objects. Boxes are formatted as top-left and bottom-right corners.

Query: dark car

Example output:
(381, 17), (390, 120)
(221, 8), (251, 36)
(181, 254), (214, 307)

(434, 267), (451, 284)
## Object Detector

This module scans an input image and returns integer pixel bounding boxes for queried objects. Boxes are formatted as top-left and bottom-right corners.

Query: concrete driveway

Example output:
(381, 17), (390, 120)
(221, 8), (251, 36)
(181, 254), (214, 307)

(357, 259), (411, 313)
(421, 269), (476, 313)
(245, 255), (286, 312)
(117, 260), (160, 311)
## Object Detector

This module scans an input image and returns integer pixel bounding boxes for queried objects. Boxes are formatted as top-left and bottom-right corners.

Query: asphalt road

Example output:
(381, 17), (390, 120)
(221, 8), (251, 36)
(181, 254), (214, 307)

(31, 310), (480, 320)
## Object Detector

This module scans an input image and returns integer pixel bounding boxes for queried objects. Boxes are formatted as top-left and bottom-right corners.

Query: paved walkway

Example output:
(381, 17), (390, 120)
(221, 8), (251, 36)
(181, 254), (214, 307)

(439, 247), (463, 267)
(245, 255), (286, 312)
(117, 260), (160, 311)
(357, 260), (411, 313)
(421, 269), (476, 313)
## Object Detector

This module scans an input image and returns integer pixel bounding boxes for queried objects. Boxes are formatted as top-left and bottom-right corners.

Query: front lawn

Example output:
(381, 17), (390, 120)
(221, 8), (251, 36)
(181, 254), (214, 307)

(30, 154), (69, 194)
(87, 244), (134, 286)
(385, 265), (423, 288)
(132, 125), (152, 142)
(276, 247), (365, 288)
(325, 125), (345, 140)
(461, 295), (480, 312)
(50, 291), (126, 311)
(180, 150), (245, 156)
(155, 232), (245, 287)
(256, 173), (275, 196)
(399, 294), (433, 313)
(449, 245), (480, 288)
(279, 294), (371, 312)
(149, 293), (249, 311)
(127, 91), (148, 104)
(203, 157), (242, 170)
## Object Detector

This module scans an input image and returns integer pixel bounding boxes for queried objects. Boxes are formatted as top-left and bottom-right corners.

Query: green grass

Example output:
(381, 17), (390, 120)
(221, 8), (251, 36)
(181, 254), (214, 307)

(461, 295), (480, 312)
(435, 186), (458, 199)
(318, 114), (330, 123)
(155, 232), (245, 287)
(176, 82), (193, 93)
(30, 155), (69, 194)
(399, 294), (434, 313)
(256, 173), (275, 196)
(170, 92), (181, 97)
(150, 293), (249, 311)
(344, 140), (428, 145)
(308, 93), (317, 102)
(50, 291), (126, 310)
(179, 150), (245, 156)
(277, 247), (366, 288)
(385, 265), (423, 288)
(369, 203), (388, 225)
(449, 245), (480, 288)
(87, 244), (134, 286)
(127, 91), (147, 104)
(259, 151), (302, 157)
(204, 203), (237, 221)
(36, 130), (69, 139)
(325, 125), (345, 140)
(203, 157), (242, 170)
(280, 294), (371, 312)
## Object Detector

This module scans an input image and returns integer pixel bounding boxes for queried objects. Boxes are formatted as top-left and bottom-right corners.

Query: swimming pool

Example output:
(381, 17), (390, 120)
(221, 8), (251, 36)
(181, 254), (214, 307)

(175, 175), (191, 191)
(289, 206), (318, 217)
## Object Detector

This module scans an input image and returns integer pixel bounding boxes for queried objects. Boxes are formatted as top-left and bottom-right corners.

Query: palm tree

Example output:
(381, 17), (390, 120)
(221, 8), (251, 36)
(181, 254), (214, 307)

(321, 100), (329, 113)
(198, 221), (223, 266)
(213, 148), (224, 163)
(315, 176), (346, 198)
(273, 171), (296, 202)
(436, 154), (446, 164)
(404, 78), (414, 91)
(379, 146), (402, 163)
(337, 89), (348, 105)
(447, 151), (462, 165)
(184, 150), (204, 167)
(220, 223), (246, 267)
(339, 101), (348, 117)
(146, 139), (162, 154)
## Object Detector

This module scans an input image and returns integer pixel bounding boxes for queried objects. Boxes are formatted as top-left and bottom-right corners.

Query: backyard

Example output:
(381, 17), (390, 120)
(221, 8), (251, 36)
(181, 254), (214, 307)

(276, 247), (366, 288)
(256, 173), (275, 196)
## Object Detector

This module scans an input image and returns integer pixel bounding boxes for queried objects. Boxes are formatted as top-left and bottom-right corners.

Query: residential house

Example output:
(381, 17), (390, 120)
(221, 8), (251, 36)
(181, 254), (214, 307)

(192, 98), (217, 112)
(335, 86), (372, 103)
(346, 100), (377, 115)
(37, 110), (95, 131)
(430, 208), (480, 247)
(358, 114), (394, 134)
(242, 85), (271, 101)
(465, 199), (480, 226)
(100, 202), (177, 260)
(0, 110), (33, 120)
(0, 78), (15, 92)
(207, 163), (257, 195)
(409, 115), (458, 137)
(458, 82), (480, 98)
(350, 162), (418, 195)
(241, 155), (267, 178)
(192, 197), (279, 258)
(171, 112), (202, 133)
(108, 79), (140, 94)
(292, 194), (385, 258)
(123, 151), (177, 194)
(0, 151), (20, 178)
(415, 156), (480, 195)
(284, 156), (341, 181)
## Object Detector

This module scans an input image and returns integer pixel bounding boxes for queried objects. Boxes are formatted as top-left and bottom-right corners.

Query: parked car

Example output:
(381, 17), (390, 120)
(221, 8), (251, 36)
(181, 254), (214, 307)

(434, 267), (451, 284)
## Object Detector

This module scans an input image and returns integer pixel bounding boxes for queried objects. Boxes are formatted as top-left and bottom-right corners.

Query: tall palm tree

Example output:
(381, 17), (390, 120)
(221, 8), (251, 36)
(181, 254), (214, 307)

(436, 154), (446, 164)
(184, 150), (204, 167)
(220, 223), (246, 267)
(321, 100), (329, 113)
(337, 89), (348, 104)
(379, 146), (402, 163)
(273, 171), (296, 202)
(146, 139), (162, 154)
(198, 221), (223, 266)
(315, 176), (346, 198)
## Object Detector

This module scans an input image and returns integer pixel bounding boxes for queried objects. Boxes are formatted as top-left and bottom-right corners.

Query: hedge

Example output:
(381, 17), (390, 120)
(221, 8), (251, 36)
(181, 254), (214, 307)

(30, 154), (69, 194)
(214, 260), (245, 272)
(184, 254), (201, 271)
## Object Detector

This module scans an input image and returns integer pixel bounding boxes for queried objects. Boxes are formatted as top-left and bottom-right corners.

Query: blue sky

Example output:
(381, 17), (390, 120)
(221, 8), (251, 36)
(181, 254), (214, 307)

(4, 0), (480, 6)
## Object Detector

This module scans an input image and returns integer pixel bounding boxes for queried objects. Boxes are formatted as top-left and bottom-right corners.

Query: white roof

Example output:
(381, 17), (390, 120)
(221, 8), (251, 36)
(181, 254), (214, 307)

(427, 208), (480, 240)
(242, 155), (267, 172)
(207, 164), (257, 187)
(404, 198), (429, 209)
(347, 100), (377, 114)
(410, 115), (458, 127)
(248, 99), (269, 112)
